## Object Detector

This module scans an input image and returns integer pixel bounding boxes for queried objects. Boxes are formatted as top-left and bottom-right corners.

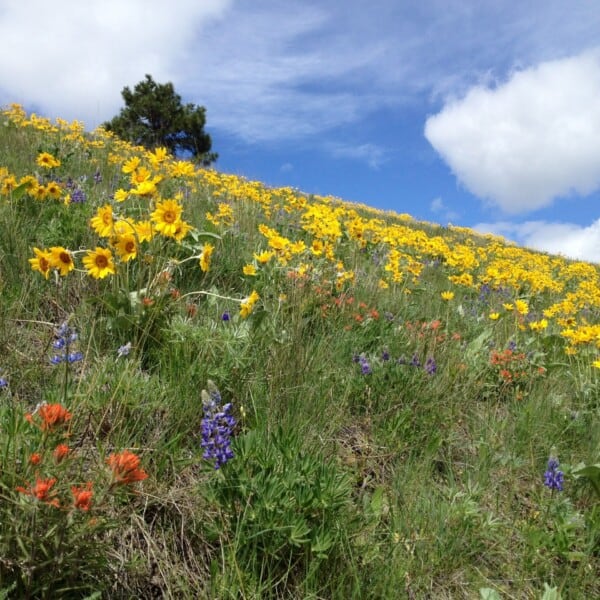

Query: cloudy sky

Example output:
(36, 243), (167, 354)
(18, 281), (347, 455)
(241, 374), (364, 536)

(2, 1), (600, 262)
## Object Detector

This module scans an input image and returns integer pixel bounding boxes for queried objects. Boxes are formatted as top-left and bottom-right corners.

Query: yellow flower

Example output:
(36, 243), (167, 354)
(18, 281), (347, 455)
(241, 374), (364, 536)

(502, 303), (514, 311)
(114, 188), (129, 202)
(378, 279), (389, 289)
(243, 264), (257, 276)
(529, 319), (548, 332)
(121, 156), (141, 174)
(592, 359), (600, 369)
(114, 234), (137, 262)
(48, 246), (75, 277)
(515, 300), (529, 315)
(29, 247), (52, 279)
(82, 247), (115, 279)
(45, 181), (62, 200)
(199, 243), (214, 272)
(253, 250), (274, 264)
(172, 219), (193, 242)
(240, 290), (260, 318)
(441, 291), (454, 301)
(151, 198), (183, 237)
(489, 312), (500, 321)
(36, 152), (61, 169)
(134, 220), (154, 242)
(90, 204), (114, 237)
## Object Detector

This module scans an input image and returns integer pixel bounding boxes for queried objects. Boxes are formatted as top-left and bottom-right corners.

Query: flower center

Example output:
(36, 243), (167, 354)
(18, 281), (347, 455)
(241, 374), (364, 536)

(95, 255), (108, 269)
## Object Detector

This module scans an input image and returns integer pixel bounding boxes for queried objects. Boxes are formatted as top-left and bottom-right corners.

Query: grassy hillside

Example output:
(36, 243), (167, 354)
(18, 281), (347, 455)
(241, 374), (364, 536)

(0, 103), (598, 599)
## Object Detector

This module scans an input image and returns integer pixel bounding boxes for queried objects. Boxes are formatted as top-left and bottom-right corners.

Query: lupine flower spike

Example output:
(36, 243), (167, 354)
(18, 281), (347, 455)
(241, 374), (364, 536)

(201, 381), (236, 469)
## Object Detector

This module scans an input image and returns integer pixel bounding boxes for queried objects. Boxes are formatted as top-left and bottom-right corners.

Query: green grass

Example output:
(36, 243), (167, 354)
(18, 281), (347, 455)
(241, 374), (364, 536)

(0, 106), (598, 599)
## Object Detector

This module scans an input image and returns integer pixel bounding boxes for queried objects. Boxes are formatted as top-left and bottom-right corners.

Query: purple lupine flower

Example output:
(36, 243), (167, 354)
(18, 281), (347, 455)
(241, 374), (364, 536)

(544, 457), (564, 492)
(410, 354), (421, 367)
(508, 340), (517, 352)
(201, 382), (236, 469)
(381, 350), (390, 362)
(221, 311), (231, 322)
(71, 188), (86, 203)
(360, 358), (372, 375)
(94, 170), (102, 184)
(50, 322), (83, 365)
(117, 342), (132, 357)
(0, 377), (8, 389)
(425, 357), (437, 375)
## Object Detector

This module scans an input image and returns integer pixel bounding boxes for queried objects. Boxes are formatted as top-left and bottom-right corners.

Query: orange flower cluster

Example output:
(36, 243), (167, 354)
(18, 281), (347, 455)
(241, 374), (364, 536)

(107, 450), (148, 485)
(25, 403), (72, 431)
(16, 477), (60, 508)
(489, 348), (545, 387)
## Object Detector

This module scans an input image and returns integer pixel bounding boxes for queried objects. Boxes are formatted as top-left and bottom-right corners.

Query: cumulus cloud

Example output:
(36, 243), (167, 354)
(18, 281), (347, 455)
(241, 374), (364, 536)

(474, 219), (600, 263)
(425, 50), (600, 214)
(0, 0), (232, 127)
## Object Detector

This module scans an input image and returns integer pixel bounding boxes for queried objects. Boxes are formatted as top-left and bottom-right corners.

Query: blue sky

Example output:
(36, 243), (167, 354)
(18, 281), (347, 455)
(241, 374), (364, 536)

(2, 1), (600, 261)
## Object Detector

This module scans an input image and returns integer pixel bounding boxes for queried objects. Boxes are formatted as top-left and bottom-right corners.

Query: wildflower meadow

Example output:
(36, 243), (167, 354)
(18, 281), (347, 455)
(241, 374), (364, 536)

(0, 104), (598, 598)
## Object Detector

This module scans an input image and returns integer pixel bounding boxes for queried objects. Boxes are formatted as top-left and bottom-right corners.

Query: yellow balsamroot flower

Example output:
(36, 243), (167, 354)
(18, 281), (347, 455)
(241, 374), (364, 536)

(199, 243), (214, 272)
(130, 166), (151, 185)
(83, 247), (115, 279)
(489, 312), (500, 321)
(151, 198), (183, 237)
(134, 220), (154, 243)
(243, 264), (257, 276)
(147, 146), (169, 168)
(529, 319), (548, 332)
(515, 300), (529, 315)
(114, 234), (137, 262)
(172, 219), (194, 242)
(90, 204), (114, 237)
(441, 291), (454, 301)
(29, 247), (52, 279)
(48, 246), (75, 277)
(378, 279), (389, 289)
(45, 181), (62, 200)
(121, 156), (141, 174)
(36, 152), (61, 169)
(254, 250), (274, 264)
(592, 360), (600, 369)
(502, 303), (514, 311)
(31, 184), (48, 201)
(240, 290), (260, 318)
(114, 188), (129, 202)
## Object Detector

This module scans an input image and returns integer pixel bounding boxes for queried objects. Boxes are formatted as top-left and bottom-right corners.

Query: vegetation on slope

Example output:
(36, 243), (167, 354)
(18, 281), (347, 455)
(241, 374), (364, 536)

(0, 103), (598, 598)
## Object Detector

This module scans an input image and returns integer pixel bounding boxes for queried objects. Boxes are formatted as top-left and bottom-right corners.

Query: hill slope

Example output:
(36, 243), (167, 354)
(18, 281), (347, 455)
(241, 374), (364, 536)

(0, 104), (598, 598)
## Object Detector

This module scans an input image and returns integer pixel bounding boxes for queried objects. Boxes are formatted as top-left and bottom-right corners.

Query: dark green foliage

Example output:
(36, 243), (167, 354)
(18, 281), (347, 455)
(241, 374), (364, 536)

(103, 74), (217, 165)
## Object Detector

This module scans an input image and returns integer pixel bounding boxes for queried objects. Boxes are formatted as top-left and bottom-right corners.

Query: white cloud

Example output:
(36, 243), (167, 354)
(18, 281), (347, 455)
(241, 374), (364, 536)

(429, 196), (460, 222)
(425, 50), (600, 214)
(0, 0), (232, 127)
(326, 142), (386, 169)
(474, 219), (600, 263)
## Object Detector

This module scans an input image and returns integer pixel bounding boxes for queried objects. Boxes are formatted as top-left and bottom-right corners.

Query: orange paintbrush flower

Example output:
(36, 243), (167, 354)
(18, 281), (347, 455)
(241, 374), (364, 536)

(36, 403), (72, 431)
(71, 482), (93, 511)
(107, 450), (148, 484)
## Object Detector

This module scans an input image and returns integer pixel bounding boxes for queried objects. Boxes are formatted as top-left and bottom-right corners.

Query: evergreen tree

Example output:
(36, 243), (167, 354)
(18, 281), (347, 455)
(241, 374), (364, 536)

(103, 75), (217, 165)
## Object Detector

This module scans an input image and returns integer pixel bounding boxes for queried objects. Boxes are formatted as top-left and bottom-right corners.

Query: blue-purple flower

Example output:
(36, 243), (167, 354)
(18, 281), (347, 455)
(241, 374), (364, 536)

(50, 322), (83, 365)
(201, 381), (236, 469)
(425, 357), (437, 375)
(544, 457), (564, 492)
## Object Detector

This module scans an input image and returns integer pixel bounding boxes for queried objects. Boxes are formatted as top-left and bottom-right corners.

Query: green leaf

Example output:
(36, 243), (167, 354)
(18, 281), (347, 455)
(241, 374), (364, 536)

(479, 588), (501, 600)
(9, 181), (28, 200)
(541, 583), (561, 600)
